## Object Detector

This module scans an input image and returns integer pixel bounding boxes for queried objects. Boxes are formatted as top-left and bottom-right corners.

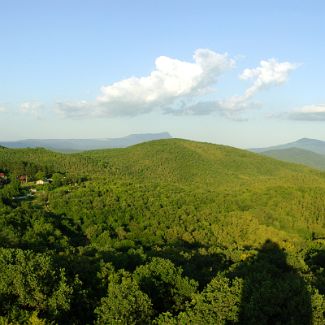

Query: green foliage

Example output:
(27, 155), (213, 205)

(231, 240), (312, 324)
(95, 271), (153, 324)
(51, 173), (64, 187)
(0, 248), (74, 323)
(133, 258), (198, 314)
(0, 179), (20, 205)
(1, 139), (325, 323)
(35, 171), (46, 180)
(165, 275), (242, 324)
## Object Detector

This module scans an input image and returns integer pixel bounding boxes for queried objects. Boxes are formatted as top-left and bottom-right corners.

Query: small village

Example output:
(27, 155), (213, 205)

(14, 175), (52, 200)
(0, 171), (69, 201)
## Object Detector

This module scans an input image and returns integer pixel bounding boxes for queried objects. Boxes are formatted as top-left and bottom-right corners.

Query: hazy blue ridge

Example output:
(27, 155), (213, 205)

(0, 132), (172, 152)
(250, 138), (325, 155)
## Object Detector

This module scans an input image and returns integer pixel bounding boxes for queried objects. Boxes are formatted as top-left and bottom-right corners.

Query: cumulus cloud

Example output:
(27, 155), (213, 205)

(98, 49), (234, 104)
(154, 58), (297, 117)
(56, 49), (235, 118)
(203, 58), (299, 115)
(165, 59), (298, 116)
(20, 102), (43, 118)
(287, 104), (325, 121)
(55, 51), (297, 120)
(240, 59), (298, 98)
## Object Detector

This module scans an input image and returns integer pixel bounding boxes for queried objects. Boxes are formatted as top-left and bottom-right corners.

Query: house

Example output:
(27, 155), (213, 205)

(0, 172), (5, 178)
(36, 179), (49, 185)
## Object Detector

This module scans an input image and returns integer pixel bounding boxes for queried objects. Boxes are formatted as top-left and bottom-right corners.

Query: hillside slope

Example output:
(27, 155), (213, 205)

(261, 147), (325, 170)
(82, 138), (325, 187)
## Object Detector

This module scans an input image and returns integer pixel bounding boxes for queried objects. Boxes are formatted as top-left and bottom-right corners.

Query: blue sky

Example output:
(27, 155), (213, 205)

(1, 0), (325, 147)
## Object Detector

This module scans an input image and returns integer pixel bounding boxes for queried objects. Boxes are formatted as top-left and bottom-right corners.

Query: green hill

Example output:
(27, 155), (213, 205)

(261, 147), (325, 170)
(1, 139), (325, 324)
(82, 138), (325, 186)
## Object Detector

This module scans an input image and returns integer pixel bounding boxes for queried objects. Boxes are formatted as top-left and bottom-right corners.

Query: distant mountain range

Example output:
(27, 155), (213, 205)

(251, 138), (325, 155)
(0, 132), (172, 152)
(251, 138), (325, 170)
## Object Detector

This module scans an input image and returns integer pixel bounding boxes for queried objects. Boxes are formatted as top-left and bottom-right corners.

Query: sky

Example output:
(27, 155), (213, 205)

(1, 0), (325, 148)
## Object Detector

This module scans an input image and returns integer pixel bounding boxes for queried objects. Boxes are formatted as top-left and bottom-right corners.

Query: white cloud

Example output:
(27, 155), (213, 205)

(56, 49), (235, 118)
(205, 58), (298, 116)
(240, 58), (298, 98)
(98, 49), (234, 103)
(287, 104), (325, 121)
(20, 102), (43, 118)
(152, 57), (297, 117)
(55, 52), (297, 120)
(0, 106), (7, 113)
(98, 49), (235, 105)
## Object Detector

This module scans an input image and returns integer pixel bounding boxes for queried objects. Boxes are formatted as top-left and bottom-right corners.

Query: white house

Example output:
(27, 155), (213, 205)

(36, 179), (49, 185)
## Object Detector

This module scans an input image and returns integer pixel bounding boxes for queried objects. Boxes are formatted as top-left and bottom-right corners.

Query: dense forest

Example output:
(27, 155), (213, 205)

(1, 139), (325, 324)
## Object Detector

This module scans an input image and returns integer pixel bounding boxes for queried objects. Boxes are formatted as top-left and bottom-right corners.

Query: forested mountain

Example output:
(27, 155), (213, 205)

(0, 132), (172, 152)
(1, 139), (325, 324)
(251, 137), (325, 155)
(261, 147), (325, 170)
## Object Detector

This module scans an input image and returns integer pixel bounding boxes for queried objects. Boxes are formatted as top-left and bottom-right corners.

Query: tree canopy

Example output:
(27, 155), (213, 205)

(1, 139), (325, 323)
